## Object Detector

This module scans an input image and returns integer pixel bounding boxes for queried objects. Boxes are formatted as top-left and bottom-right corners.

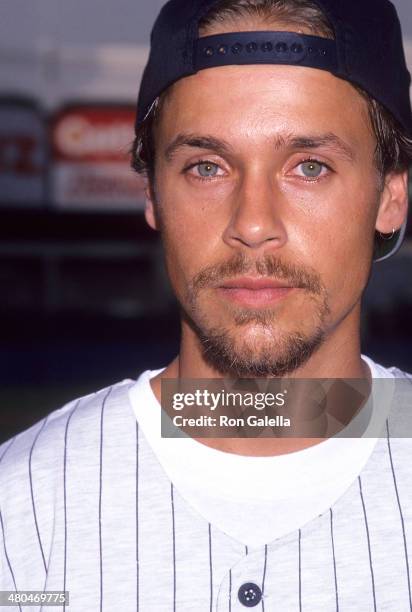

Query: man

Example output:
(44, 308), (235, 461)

(1, 0), (412, 610)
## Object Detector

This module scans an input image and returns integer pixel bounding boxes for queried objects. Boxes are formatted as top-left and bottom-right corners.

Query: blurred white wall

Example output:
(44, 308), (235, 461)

(0, 0), (164, 47)
(0, 0), (411, 47)
(0, 44), (149, 108)
(0, 1), (411, 109)
(406, 40), (412, 68)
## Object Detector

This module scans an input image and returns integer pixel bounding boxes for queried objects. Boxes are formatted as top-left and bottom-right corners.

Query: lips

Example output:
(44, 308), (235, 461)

(217, 277), (296, 307)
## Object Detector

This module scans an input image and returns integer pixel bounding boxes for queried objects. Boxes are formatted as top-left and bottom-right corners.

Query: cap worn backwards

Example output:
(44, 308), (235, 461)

(136, 0), (412, 135)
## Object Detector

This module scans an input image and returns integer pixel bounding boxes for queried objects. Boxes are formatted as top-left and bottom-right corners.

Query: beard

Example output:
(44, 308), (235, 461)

(181, 251), (331, 378)
(189, 321), (326, 378)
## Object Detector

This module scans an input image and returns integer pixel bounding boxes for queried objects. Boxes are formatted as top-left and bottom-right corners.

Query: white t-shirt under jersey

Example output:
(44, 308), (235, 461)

(128, 354), (395, 547)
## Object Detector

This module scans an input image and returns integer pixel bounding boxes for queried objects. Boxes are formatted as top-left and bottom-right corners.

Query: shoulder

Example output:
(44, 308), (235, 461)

(387, 365), (412, 380)
(0, 380), (135, 492)
(384, 365), (412, 437)
(0, 379), (137, 588)
(362, 353), (412, 380)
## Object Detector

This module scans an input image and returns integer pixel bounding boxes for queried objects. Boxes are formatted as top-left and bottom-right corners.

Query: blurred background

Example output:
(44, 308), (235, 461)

(0, 0), (411, 443)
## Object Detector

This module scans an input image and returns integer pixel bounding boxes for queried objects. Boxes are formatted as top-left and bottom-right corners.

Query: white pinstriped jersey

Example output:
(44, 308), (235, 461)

(1, 366), (412, 611)
(127, 356), (397, 548)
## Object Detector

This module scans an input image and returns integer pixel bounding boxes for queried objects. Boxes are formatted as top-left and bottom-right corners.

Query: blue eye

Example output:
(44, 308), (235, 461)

(300, 160), (324, 178)
(196, 162), (219, 177)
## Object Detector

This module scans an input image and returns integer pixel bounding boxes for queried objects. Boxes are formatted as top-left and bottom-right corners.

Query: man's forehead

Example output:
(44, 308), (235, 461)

(157, 64), (369, 154)
(163, 61), (366, 109)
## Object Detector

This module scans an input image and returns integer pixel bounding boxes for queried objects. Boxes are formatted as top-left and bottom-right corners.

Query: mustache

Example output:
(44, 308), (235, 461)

(188, 252), (324, 297)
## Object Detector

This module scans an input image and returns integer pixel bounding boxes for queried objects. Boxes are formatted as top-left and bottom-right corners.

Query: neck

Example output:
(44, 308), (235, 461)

(149, 305), (371, 456)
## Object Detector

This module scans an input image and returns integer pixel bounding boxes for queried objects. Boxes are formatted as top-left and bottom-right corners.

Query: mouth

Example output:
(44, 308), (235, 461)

(216, 276), (297, 307)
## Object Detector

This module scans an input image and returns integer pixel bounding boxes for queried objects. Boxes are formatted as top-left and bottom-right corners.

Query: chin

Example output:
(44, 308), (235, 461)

(195, 322), (326, 378)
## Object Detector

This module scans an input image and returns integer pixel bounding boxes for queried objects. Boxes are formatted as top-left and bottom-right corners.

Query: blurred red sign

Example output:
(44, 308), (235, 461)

(51, 105), (145, 211)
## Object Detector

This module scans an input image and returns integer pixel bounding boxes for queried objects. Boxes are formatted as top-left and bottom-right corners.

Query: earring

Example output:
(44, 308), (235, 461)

(378, 228), (396, 241)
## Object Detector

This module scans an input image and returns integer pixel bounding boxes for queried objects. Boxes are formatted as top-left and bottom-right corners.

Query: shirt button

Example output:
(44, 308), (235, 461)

(238, 582), (262, 607)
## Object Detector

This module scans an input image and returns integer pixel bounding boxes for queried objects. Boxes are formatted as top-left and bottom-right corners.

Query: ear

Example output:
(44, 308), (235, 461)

(375, 170), (409, 234)
(144, 180), (159, 231)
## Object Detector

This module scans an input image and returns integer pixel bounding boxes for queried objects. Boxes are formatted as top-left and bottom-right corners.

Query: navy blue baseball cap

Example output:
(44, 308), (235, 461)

(136, 0), (412, 261)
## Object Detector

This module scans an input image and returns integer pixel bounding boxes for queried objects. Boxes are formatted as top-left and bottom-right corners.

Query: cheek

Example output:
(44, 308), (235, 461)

(281, 179), (377, 306)
(281, 173), (378, 258)
(158, 175), (228, 262)
(309, 214), (375, 309)
(159, 201), (223, 296)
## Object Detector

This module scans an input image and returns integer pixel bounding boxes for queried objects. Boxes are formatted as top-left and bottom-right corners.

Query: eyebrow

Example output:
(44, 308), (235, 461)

(287, 134), (356, 162)
(164, 134), (233, 162)
(163, 131), (356, 163)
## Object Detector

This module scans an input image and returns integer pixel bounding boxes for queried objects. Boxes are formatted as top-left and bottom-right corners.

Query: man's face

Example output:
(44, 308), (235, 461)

(146, 62), (383, 377)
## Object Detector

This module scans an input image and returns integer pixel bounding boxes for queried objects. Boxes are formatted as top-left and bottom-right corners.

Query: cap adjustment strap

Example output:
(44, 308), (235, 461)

(194, 31), (337, 71)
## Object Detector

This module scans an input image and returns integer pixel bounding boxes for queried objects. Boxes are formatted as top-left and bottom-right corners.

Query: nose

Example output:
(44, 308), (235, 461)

(222, 170), (288, 250)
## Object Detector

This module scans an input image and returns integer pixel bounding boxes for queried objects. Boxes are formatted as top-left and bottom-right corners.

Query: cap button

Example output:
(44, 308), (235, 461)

(261, 41), (273, 52)
(275, 42), (288, 53)
(231, 42), (243, 54)
(291, 42), (303, 53)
